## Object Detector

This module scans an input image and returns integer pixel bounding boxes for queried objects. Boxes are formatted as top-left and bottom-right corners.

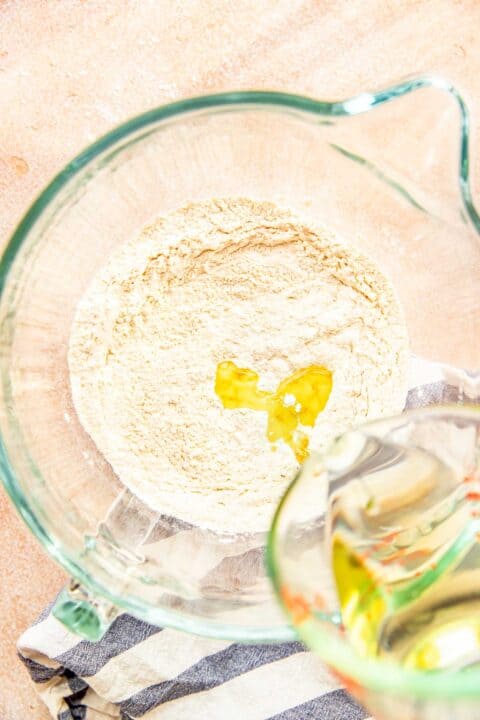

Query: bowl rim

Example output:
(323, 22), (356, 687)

(0, 75), (478, 643)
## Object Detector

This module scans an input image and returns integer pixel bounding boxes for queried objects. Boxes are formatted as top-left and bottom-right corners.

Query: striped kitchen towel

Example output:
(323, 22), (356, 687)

(18, 609), (368, 720)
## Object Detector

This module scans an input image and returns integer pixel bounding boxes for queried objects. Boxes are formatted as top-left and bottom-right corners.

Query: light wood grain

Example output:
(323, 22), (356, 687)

(0, 2), (478, 718)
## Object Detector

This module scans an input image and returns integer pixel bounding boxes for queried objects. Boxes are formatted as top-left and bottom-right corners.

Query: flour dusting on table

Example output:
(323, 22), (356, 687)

(68, 198), (408, 532)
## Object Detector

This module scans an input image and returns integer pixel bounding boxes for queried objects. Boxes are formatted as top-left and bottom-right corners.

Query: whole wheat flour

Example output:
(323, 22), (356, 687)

(69, 198), (408, 533)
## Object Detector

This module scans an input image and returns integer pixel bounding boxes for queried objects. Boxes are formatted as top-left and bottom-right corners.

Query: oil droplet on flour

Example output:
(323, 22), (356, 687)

(214, 360), (332, 462)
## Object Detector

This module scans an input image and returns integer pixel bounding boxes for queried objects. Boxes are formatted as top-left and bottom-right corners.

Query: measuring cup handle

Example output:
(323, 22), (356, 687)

(330, 74), (480, 231)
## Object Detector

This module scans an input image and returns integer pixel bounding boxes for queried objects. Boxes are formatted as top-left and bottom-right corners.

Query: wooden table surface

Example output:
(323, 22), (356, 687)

(1, 1), (479, 717)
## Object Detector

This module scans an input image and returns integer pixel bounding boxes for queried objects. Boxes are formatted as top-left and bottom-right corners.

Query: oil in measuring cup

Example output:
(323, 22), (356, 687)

(326, 413), (480, 671)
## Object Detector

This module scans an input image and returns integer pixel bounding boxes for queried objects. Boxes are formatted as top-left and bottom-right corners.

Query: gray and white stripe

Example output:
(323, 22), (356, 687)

(18, 610), (368, 720)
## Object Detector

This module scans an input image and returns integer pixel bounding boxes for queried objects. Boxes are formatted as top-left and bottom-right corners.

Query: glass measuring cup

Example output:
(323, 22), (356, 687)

(268, 404), (480, 720)
(0, 75), (479, 644)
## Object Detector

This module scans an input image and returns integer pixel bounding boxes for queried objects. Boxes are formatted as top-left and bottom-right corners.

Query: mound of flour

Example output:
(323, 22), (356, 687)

(69, 198), (408, 533)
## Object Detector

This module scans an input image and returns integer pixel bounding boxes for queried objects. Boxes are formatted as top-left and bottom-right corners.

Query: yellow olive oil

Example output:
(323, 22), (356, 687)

(328, 440), (480, 671)
(215, 360), (332, 462)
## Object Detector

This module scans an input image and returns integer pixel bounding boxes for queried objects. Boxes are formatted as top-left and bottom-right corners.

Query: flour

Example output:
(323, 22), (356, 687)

(69, 198), (409, 533)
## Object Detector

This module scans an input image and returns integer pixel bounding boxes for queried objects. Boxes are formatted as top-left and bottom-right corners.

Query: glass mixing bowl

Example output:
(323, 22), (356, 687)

(268, 406), (480, 720)
(0, 75), (478, 643)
